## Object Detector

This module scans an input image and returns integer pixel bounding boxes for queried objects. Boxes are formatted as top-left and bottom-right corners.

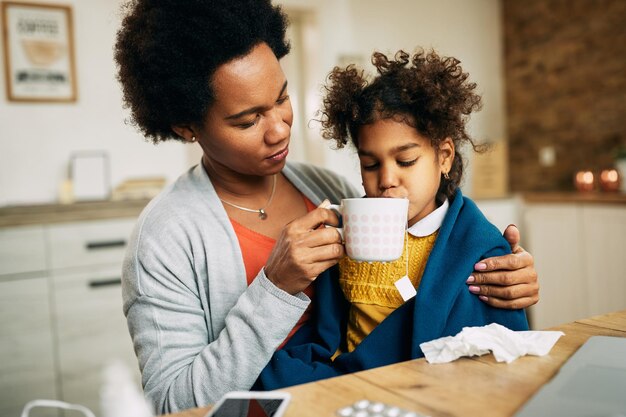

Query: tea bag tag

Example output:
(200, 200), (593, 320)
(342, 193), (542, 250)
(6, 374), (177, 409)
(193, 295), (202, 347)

(394, 275), (417, 301)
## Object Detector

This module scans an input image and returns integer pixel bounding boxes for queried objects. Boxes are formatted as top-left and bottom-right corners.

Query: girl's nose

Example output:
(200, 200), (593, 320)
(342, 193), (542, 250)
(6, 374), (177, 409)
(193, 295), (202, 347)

(265, 107), (291, 145)
(378, 166), (399, 191)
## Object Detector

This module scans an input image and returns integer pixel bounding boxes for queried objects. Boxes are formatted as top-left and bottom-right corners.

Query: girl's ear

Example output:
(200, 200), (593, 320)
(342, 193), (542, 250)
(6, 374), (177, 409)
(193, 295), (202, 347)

(439, 138), (455, 173)
(171, 125), (198, 143)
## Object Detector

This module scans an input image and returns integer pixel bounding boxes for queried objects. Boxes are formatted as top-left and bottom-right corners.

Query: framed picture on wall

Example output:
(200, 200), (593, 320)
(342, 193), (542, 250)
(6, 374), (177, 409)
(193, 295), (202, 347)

(1, 1), (77, 102)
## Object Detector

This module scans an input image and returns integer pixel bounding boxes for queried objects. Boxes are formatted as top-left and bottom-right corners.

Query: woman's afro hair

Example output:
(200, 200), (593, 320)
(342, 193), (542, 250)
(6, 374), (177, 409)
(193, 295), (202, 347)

(114, 0), (290, 143)
(320, 49), (484, 199)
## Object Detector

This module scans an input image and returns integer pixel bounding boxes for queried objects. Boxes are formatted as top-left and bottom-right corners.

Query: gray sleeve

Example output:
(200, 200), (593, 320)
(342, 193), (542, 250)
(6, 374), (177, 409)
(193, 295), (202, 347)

(123, 216), (309, 413)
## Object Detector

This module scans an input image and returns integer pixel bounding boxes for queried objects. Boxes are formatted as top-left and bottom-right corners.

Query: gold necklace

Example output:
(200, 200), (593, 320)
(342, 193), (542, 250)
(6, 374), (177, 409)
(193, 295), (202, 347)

(218, 175), (277, 220)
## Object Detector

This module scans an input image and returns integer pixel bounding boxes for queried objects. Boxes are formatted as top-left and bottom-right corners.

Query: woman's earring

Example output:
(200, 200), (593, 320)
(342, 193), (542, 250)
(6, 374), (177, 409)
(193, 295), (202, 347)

(190, 136), (197, 143)
(444, 172), (450, 180)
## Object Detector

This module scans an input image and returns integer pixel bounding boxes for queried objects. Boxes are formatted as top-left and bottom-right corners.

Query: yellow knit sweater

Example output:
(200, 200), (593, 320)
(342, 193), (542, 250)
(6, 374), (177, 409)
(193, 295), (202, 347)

(339, 231), (438, 352)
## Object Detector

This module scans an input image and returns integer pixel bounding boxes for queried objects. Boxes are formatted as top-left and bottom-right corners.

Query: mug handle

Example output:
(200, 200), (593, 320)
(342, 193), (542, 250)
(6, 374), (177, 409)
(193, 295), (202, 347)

(325, 204), (344, 241)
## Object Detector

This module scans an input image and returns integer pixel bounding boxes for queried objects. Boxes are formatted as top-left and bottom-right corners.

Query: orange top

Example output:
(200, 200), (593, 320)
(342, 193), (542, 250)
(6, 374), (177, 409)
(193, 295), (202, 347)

(230, 196), (317, 348)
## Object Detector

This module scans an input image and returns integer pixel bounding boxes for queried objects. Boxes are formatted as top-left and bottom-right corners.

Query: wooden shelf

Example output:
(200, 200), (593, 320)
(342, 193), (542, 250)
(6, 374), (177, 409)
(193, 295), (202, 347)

(0, 199), (151, 227)
(522, 191), (626, 205)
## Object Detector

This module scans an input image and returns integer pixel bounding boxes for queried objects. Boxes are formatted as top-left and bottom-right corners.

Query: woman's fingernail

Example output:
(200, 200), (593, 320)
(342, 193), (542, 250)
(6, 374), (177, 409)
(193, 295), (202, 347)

(318, 199), (330, 208)
(466, 275), (475, 283)
(479, 295), (488, 302)
(474, 262), (487, 271)
(468, 285), (480, 293)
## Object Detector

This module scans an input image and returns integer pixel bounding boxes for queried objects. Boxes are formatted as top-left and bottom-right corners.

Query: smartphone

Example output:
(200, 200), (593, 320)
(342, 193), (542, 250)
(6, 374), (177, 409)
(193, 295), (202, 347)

(204, 391), (291, 417)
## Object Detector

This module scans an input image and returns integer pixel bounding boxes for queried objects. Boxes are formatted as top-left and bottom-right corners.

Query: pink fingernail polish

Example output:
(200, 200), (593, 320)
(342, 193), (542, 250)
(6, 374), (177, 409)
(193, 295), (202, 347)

(468, 285), (480, 293)
(466, 276), (475, 283)
(479, 295), (488, 301)
(474, 262), (487, 271)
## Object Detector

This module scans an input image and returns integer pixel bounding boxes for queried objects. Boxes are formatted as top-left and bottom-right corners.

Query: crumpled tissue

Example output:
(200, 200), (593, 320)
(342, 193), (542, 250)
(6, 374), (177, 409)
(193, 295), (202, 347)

(419, 323), (564, 364)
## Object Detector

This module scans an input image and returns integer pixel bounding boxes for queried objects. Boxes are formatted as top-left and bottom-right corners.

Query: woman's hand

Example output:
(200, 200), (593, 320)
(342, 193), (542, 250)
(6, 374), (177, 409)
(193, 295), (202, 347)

(264, 200), (344, 295)
(467, 224), (539, 310)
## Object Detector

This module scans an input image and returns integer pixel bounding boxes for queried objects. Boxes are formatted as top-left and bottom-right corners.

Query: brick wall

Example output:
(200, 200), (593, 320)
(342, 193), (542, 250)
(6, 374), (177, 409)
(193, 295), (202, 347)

(503, 0), (626, 191)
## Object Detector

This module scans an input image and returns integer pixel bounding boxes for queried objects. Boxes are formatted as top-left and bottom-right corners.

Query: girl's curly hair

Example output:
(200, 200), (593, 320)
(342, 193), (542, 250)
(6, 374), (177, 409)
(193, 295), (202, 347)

(320, 49), (483, 199)
(114, 0), (290, 143)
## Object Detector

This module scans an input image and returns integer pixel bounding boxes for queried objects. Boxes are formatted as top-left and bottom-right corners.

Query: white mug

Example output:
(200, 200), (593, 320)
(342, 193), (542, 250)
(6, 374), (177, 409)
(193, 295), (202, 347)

(328, 198), (409, 262)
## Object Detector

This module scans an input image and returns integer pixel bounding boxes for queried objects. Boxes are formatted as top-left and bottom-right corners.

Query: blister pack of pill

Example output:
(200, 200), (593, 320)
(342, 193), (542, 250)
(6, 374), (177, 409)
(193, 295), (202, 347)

(335, 399), (430, 417)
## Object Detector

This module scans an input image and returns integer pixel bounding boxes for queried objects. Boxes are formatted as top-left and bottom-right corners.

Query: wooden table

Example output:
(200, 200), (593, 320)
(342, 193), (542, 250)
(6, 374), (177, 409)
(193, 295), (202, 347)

(164, 309), (626, 417)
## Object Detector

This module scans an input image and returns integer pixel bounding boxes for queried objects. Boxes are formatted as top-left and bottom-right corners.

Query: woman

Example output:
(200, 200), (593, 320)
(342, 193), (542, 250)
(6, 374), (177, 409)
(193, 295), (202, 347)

(114, 0), (539, 413)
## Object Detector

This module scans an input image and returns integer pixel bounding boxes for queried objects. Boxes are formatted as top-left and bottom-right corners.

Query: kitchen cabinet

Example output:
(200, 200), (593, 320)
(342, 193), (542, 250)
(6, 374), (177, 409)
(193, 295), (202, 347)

(524, 202), (626, 329)
(0, 226), (57, 417)
(0, 276), (58, 417)
(53, 266), (138, 416)
(47, 219), (135, 270)
(0, 225), (47, 276)
(582, 206), (626, 317)
(0, 216), (141, 417)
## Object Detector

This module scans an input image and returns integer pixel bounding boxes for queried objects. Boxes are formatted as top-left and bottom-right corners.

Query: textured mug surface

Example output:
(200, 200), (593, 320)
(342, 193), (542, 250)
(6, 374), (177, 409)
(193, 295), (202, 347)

(330, 198), (409, 262)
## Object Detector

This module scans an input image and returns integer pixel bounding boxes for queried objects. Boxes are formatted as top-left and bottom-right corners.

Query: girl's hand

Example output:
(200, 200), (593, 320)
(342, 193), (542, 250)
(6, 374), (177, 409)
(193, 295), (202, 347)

(264, 200), (344, 295)
(467, 224), (539, 310)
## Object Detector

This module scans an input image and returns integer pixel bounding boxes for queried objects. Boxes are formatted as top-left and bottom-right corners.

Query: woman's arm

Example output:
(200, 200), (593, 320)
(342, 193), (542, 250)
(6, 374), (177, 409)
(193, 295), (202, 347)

(123, 220), (309, 414)
(467, 224), (539, 309)
(124, 198), (345, 413)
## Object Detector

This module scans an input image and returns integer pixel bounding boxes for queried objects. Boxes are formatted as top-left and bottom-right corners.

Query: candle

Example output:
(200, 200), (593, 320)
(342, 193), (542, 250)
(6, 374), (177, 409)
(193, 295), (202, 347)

(599, 169), (621, 192)
(574, 170), (595, 192)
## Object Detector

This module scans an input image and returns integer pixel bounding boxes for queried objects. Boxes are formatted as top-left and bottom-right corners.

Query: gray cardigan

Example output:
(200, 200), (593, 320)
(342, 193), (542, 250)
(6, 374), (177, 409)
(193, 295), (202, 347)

(122, 161), (359, 413)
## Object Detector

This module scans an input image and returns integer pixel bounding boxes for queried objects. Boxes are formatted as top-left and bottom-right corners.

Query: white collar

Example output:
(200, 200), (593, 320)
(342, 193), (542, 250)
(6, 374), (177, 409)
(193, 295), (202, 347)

(407, 199), (449, 237)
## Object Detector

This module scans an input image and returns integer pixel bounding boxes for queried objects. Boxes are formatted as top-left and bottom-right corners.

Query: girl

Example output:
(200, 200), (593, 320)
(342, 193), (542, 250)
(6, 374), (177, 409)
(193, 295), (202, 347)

(324, 48), (531, 353)
(257, 49), (529, 388)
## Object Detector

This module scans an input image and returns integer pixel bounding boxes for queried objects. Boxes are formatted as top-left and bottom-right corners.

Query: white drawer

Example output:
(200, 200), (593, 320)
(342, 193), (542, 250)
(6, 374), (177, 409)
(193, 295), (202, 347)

(47, 218), (136, 270)
(0, 226), (47, 276)
(52, 266), (141, 415)
(0, 276), (58, 417)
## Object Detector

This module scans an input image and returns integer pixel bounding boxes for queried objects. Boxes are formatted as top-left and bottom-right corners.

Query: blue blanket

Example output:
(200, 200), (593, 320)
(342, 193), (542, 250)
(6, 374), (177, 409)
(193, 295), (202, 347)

(255, 190), (529, 389)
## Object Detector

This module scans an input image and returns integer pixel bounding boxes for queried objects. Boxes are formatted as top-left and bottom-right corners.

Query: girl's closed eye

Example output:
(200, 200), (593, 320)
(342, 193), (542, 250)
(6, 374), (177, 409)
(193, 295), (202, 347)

(277, 94), (290, 104)
(398, 158), (417, 167)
